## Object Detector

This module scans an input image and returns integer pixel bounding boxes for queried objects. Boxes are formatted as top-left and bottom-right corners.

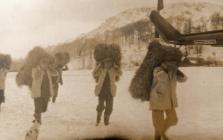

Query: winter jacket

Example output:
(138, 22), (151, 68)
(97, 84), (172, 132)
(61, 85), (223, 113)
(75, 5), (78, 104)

(149, 67), (187, 110)
(93, 64), (122, 97)
(31, 66), (58, 98)
(0, 68), (8, 90)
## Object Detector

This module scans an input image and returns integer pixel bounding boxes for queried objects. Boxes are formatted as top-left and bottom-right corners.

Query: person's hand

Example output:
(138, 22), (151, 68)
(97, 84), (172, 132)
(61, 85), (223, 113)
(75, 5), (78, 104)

(97, 63), (102, 67)
(177, 69), (184, 77)
(60, 81), (63, 85)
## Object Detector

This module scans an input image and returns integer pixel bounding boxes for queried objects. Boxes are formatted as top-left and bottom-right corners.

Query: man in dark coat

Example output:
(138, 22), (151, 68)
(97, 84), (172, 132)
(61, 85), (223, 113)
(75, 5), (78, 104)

(93, 58), (122, 126)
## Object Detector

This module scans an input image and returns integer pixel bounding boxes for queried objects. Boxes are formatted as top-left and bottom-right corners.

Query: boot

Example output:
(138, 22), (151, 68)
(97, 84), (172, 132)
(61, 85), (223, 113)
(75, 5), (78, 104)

(162, 133), (170, 140)
(104, 114), (110, 126)
(96, 111), (102, 126)
(154, 132), (161, 140)
(33, 113), (42, 124)
(52, 95), (57, 103)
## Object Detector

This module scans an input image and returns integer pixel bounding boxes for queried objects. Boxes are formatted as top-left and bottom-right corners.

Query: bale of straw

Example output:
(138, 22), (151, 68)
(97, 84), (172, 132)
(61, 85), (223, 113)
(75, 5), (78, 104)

(16, 65), (32, 88)
(54, 52), (70, 68)
(94, 43), (121, 67)
(25, 47), (54, 67)
(129, 41), (183, 101)
(16, 46), (54, 88)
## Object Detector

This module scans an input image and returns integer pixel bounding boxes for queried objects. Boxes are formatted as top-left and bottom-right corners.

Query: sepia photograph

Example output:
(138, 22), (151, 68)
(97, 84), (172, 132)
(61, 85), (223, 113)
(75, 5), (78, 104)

(0, 0), (223, 140)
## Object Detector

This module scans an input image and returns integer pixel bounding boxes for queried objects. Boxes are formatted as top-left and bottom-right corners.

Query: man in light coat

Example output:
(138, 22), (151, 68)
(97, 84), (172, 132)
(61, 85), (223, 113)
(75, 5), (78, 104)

(149, 61), (187, 140)
(31, 58), (59, 123)
(93, 58), (122, 126)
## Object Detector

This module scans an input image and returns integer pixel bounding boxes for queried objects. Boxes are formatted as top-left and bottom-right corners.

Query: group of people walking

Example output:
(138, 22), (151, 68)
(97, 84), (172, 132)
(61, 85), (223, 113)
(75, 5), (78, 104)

(0, 40), (188, 140)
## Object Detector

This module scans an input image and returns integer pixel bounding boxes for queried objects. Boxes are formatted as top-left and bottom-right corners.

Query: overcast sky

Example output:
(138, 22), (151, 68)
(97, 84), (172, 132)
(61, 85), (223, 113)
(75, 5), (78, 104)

(0, 0), (222, 58)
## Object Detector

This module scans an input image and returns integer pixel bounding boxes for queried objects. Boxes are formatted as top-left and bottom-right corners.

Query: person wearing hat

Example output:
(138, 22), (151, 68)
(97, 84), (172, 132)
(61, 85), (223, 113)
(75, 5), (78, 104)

(149, 61), (187, 140)
(31, 57), (59, 123)
(0, 62), (9, 111)
(93, 57), (122, 126)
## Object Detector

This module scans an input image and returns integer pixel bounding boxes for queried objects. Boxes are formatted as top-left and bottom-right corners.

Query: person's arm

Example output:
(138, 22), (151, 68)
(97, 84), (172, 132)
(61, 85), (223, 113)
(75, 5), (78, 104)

(152, 67), (172, 95)
(113, 64), (122, 81)
(62, 65), (69, 71)
(176, 69), (187, 82)
(31, 67), (42, 87)
(59, 71), (63, 85)
(92, 63), (102, 82)
(49, 69), (60, 85)
(153, 68), (167, 94)
(54, 67), (63, 85)
(31, 68), (37, 79)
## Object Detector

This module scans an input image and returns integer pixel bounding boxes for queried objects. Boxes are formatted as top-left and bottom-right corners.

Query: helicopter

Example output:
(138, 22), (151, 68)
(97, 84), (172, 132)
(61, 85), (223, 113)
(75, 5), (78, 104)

(150, 0), (223, 46)
(148, 0), (223, 66)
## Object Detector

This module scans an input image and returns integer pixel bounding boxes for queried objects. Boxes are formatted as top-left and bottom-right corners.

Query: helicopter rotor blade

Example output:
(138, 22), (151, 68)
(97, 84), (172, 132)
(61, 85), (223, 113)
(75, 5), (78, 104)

(157, 0), (164, 11)
(155, 0), (164, 38)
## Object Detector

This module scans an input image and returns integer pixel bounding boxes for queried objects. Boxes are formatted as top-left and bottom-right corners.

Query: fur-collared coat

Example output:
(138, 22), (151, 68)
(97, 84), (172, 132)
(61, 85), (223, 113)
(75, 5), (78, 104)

(31, 66), (58, 98)
(93, 64), (122, 97)
(149, 67), (187, 110)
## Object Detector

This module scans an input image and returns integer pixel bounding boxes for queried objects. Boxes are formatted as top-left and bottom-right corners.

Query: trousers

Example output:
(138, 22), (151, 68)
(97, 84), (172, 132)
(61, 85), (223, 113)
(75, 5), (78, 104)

(152, 108), (178, 136)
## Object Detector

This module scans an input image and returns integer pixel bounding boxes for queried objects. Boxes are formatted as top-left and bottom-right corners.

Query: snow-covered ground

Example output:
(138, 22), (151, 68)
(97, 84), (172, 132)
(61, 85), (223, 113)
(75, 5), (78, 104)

(0, 68), (223, 140)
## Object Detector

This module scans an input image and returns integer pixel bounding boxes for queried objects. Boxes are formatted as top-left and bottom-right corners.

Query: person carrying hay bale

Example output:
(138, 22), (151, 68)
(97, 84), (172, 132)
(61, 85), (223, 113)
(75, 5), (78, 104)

(94, 43), (121, 67)
(149, 61), (187, 140)
(0, 54), (11, 111)
(93, 43), (122, 126)
(16, 47), (55, 88)
(32, 57), (59, 124)
(129, 40), (183, 101)
(16, 47), (59, 124)
(129, 40), (187, 140)
(52, 52), (70, 103)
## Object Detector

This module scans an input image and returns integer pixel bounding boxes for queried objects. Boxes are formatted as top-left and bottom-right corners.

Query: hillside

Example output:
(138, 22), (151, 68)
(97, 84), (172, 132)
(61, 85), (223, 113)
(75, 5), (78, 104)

(48, 2), (223, 70)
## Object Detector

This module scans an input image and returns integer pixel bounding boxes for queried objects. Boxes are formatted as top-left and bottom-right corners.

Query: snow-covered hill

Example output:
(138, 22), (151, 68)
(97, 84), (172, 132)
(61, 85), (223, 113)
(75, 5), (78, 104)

(87, 2), (223, 38)
(87, 7), (152, 38)
(50, 2), (223, 70)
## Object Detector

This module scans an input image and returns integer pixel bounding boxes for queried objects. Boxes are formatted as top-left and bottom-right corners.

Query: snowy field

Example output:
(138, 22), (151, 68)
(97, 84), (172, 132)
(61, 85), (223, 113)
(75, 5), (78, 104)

(0, 67), (223, 140)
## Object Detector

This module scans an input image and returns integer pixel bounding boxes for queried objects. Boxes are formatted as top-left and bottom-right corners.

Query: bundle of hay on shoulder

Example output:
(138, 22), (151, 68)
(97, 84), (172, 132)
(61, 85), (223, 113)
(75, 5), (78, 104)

(0, 54), (12, 69)
(16, 47), (54, 88)
(129, 41), (183, 101)
(94, 43), (121, 67)
(54, 52), (70, 68)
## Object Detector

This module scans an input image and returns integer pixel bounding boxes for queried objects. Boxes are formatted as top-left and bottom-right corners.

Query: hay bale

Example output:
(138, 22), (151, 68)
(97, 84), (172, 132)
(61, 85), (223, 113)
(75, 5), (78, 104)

(0, 54), (12, 69)
(16, 65), (32, 88)
(54, 52), (70, 68)
(26, 47), (54, 67)
(163, 45), (183, 64)
(129, 41), (183, 101)
(94, 43), (121, 66)
(148, 41), (183, 65)
(129, 52), (154, 101)
(16, 47), (54, 88)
